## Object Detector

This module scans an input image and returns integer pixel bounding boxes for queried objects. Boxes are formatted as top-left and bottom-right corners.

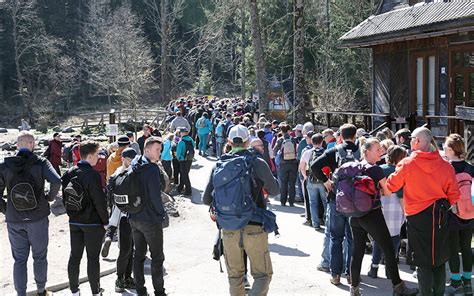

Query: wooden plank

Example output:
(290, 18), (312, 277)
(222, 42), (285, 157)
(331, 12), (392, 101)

(456, 106), (474, 121)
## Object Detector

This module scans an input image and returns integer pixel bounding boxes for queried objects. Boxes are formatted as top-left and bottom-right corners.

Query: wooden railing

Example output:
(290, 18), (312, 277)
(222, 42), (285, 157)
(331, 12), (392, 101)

(310, 110), (391, 132)
(75, 109), (168, 129)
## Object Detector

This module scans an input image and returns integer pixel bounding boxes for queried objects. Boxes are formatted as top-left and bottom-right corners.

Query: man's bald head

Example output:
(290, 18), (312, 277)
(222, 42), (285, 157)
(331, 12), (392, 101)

(17, 131), (35, 151)
(250, 138), (264, 154)
(411, 127), (432, 152)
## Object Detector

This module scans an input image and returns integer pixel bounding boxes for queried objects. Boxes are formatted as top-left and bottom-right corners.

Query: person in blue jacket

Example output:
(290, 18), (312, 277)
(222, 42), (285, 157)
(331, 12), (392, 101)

(176, 127), (196, 196)
(160, 133), (174, 180)
(195, 112), (212, 156)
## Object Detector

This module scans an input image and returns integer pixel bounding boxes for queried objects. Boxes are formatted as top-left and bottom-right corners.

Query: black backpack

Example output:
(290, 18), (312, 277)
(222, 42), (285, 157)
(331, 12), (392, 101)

(109, 161), (153, 214)
(8, 158), (42, 211)
(63, 168), (90, 212)
(308, 148), (325, 183)
(184, 140), (195, 161)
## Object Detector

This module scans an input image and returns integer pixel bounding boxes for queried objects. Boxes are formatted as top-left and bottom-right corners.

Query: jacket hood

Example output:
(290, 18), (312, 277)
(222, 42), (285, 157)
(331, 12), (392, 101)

(181, 135), (193, 141)
(131, 155), (151, 170)
(5, 150), (38, 173)
(410, 150), (446, 174)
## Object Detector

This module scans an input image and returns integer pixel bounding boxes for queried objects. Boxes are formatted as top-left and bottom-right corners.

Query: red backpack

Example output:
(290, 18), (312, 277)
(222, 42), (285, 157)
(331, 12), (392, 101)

(455, 168), (474, 220)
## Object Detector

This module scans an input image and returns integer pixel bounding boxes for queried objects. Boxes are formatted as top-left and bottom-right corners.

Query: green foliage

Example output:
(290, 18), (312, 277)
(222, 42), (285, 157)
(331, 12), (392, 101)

(193, 68), (213, 95)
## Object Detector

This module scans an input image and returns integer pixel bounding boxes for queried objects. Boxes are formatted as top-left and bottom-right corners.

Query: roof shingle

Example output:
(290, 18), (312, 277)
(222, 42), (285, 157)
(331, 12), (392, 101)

(340, 1), (474, 47)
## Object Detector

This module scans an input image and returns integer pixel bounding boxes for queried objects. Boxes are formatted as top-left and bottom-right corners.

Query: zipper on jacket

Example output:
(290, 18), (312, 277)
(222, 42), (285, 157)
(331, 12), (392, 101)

(432, 205), (435, 266)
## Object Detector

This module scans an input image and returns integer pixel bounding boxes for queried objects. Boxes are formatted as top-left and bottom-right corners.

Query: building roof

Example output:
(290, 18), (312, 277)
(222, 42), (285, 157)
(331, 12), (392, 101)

(340, 1), (474, 48)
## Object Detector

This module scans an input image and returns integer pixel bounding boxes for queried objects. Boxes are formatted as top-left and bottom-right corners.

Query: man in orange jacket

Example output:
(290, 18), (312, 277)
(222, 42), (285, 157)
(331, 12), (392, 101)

(387, 127), (459, 296)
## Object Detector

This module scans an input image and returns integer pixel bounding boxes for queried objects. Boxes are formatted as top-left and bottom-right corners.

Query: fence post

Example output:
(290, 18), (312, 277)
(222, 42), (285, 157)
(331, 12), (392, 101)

(384, 114), (391, 130)
(109, 109), (116, 144)
(326, 113), (331, 128)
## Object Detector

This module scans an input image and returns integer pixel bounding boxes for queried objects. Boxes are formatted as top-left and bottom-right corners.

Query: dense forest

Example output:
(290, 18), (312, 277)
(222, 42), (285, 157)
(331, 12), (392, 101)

(0, 0), (376, 125)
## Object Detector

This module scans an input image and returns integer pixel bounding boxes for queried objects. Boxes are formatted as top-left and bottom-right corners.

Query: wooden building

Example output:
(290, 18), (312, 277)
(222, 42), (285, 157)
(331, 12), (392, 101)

(340, 0), (474, 139)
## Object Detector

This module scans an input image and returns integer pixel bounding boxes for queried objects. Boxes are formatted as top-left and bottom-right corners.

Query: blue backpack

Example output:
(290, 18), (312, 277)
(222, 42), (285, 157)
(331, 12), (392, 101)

(212, 154), (257, 230)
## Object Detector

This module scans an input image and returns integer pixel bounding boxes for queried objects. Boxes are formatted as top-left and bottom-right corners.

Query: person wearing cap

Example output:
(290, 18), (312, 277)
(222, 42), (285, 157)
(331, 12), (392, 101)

(107, 147), (137, 293)
(203, 124), (279, 296)
(293, 124), (304, 143)
(46, 132), (62, 175)
(176, 127), (195, 196)
(169, 111), (191, 133)
(106, 136), (130, 179)
(126, 131), (141, 156)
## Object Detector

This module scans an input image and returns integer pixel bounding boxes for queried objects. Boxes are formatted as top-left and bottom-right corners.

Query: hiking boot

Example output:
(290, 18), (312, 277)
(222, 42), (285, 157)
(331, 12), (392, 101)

(115, 278), (125, 293)
(316, 264), (330, 273)
(330, 274), (341, 285)
(244, 275), (251, 289)
(136, 287), (148, 296)
(350, 286), (361, 296)
(101, 237), (112, 258)
(302, 220), (312, 227)
(123, 277), (135, 289)
(463, 277), (473, 295)
(393, 281), (419, 296)
(367, 266), (378, 278)
(37, 290), (52, 296)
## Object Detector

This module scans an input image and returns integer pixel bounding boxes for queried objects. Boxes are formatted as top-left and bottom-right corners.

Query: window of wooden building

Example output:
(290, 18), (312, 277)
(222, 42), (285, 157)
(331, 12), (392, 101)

(450, 47), (474, 111)
(412, 52), (437, 116)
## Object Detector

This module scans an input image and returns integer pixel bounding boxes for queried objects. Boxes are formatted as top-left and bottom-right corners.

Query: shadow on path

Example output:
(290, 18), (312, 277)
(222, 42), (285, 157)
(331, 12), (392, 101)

(269, 243), (310, 257)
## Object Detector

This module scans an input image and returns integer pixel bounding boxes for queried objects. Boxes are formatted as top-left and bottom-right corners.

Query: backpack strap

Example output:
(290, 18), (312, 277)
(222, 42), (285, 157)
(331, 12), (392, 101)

(335, 145), (346, 166)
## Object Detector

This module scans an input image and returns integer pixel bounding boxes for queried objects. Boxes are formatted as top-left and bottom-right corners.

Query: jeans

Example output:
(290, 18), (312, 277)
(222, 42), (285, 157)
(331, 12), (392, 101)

(198, 133), (209, 154)
(278, 160), (298, 205)
(68, 224), (105, 294)
(178, 160), (192, 194)
(417, 265), (446, 296)
(216, 142), (224, 159)
(350, 208), (402, 287)
(117, 217), (133, 279)
(222, 224), (272, 296)
(307, 182), (327, 228)
(372, 235), (401, 266)
(448, 227), (473, 275)
(321, 203), (331, 268)
(329, 201), (352, 276)
(296, 169), (304, 198)
(7, 217), (49, 296)
(129, 219), (165, 296)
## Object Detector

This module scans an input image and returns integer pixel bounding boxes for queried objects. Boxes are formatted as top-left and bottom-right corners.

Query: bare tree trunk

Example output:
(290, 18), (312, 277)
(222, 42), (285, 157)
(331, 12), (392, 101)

(240, 3), (246, 100)
(293, 0), (306, 124)
(248, 0), (268, 114)
(10, 1), (25, 111)
(160, 0), (170, 103)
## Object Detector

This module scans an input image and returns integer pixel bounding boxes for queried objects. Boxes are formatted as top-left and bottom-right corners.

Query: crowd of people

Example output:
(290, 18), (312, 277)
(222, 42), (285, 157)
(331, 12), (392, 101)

(0, 95), (473, 296)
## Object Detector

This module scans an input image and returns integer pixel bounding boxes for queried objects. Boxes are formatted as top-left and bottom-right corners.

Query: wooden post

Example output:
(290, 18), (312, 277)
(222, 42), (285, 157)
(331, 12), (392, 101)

(426, 117), (431, 130)
(109, 109), (116, 143)
(326, 113), (331, 128)
(351, 115), (357, 125)
(311, 112), (315, 125)
(343, 114), (348, 124)
(384, 114), (391, 131)
(364, 116), (369, 131)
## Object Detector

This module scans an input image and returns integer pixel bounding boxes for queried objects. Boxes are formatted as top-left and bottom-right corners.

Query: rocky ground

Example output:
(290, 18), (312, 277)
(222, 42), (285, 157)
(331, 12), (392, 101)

(1, 148), (423, 296)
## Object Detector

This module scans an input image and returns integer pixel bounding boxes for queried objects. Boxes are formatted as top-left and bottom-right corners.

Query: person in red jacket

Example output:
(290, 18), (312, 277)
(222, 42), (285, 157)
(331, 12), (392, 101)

(48, 132), (62, 175)
(387, 127), (459, 296)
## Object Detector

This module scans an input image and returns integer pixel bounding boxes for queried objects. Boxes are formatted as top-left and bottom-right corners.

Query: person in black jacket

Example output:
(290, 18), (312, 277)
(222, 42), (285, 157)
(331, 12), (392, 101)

(62, 141), (109, 296)
(0, 131), (61, 296)
(128, 137), (167, 296)
(310, 124), (358, 286)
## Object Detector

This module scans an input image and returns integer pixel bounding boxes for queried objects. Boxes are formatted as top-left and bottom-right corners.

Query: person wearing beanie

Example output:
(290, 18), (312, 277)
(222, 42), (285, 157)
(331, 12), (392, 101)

(106, 136), (130, 179)
(108, 147), (138, 293)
